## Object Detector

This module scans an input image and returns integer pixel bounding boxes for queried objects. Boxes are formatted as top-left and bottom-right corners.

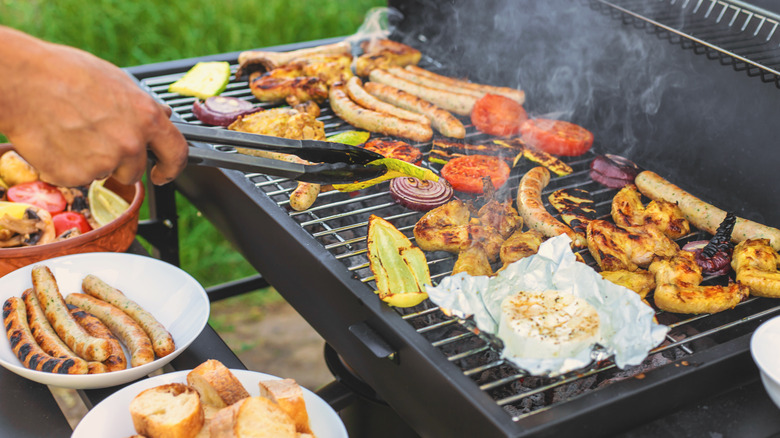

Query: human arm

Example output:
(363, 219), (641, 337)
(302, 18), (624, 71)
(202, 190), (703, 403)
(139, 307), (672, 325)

(0, 26), (187, 187)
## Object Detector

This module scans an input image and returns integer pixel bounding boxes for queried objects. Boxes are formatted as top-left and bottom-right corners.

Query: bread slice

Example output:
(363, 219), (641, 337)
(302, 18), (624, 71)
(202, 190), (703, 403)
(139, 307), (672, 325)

(129, 383), (204, 438)
(209, 396), (297, 438)
(257, 379), (313, 434)
(187, 359), (251, 409)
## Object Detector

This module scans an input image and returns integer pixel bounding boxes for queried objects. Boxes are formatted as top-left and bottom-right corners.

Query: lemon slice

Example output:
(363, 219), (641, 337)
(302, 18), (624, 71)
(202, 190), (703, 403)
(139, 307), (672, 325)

(88, 180), (130, 226)
(326, 131), (370, 146)
(168, 62), (231, 99)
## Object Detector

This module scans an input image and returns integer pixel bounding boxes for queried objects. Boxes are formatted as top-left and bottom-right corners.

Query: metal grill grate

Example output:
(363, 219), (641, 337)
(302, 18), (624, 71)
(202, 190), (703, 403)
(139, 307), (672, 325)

(591, 0), (780, 87)
(139, 55), (780, 421)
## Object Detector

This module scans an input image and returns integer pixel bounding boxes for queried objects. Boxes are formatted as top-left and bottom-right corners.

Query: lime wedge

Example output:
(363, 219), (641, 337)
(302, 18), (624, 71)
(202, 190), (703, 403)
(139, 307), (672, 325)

(326, 131), (370, 146)
(168, 62), (231, 99)
(88, 180), (130, 226)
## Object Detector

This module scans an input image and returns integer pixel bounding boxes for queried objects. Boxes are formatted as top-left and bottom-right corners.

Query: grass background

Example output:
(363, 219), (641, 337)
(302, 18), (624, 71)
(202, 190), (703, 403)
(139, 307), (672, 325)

(1, 0), (384, 300)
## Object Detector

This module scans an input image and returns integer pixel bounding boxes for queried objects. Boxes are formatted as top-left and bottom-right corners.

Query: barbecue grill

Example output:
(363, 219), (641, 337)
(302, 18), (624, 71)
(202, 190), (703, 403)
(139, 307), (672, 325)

(127, 1), (780, 436)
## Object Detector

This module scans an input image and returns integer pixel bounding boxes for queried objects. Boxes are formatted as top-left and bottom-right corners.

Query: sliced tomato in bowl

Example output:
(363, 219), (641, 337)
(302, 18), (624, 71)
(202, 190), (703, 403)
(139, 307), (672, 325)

(52, 211), (92, 236)
(440, 154), (510, 193)
(471, 94), (528, 137)
(7, 181), (67, 213)
(520, 118), (594, 156)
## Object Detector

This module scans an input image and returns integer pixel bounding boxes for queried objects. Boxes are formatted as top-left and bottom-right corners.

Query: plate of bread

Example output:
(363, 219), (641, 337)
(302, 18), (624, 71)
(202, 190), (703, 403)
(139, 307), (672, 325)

(72, 359), (348, 438)
(0, 252), (209, 389)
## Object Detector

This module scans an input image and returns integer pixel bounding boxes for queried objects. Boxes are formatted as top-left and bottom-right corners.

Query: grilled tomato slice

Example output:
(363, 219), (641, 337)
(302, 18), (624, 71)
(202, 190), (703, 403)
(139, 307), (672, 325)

(520, 118), (594, 156)
(440, 155), (510, 193)
(364, 139), (422, 165)
(471, 94), (528, 137)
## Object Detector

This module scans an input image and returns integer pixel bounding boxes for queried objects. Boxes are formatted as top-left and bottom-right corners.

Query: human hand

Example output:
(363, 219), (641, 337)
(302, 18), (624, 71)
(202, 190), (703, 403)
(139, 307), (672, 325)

(0, 27), (188, 187)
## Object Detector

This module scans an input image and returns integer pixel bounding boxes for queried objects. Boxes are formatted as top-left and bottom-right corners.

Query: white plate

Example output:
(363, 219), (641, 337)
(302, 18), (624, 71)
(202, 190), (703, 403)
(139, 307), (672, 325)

(72, 369), (348, 437)
(0, 252), (209, 389)
(751, 314), (780, 410)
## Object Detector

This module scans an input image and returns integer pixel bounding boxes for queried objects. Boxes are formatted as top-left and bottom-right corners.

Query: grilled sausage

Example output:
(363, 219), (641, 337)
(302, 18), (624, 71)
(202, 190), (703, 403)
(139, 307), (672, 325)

(82, 274), (174, 358)
(65, 293), (155, 367)
(21, 289), (90, 373)
(31, 265), (109, 362)
(329, 82), (433, 142)
(404, 65), (526, 104)
(3, 297), (87, 374)
(68, 304), (128, 372)
(363, 82), (465, 139)
(517, 167), (586, 247)
(368, 69), (477, 116)
(635, 170), (780, 251)
(345, 76), (430, 125)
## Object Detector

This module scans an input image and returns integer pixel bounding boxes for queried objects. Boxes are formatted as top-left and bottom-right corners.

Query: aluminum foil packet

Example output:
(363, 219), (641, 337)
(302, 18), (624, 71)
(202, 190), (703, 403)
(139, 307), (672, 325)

(425, 234), (669, 376)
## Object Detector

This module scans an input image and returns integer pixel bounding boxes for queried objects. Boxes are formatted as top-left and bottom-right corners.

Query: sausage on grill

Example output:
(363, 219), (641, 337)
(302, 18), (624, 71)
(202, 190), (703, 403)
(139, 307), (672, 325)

(363, 82), (465, 139)
(368, 69), (477, 116)
(329, 82), (433, 142)
(345, 76), (430, 125)
(32, 265), (110, 362)
(404, 65), (526, 105)
(517, 167), (586, 247)
(635, 170), (780, 251)
(3, 297), (87, 374)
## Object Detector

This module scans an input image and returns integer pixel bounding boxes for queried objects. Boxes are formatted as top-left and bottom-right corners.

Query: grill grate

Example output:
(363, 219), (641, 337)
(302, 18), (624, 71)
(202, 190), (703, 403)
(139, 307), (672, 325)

(591, 0), (780, 87)
(139, 53), (780, 422)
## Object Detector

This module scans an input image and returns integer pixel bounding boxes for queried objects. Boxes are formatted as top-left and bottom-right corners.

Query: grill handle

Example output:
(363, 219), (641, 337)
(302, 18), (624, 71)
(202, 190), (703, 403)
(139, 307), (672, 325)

(349, 321), (397, 361)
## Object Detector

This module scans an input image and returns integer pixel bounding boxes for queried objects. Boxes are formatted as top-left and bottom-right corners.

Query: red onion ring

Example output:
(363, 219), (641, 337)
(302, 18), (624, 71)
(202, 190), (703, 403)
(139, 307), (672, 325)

(192, 96), (261, 126)
(389, 177), (454, 212)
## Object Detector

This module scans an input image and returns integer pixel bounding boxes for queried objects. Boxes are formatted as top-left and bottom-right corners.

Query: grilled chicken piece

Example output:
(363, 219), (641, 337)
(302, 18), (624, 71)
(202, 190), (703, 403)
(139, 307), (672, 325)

(413, 199), (503, 261)
(499, 229), (544, 269)
(229, 107), (325, 141)
(612, 184), (690, 240)
(732, 239), (780, 298)
(477, 199), (522, 239)
(548, 188), (596, 237)
(248, 54), (352, 104)
(586, 219), (679, 271)
(355, 39), (422, 77)
(600, 269), (656, 299)
(452, 242), (493, 277)
(650, 251), (749, 314)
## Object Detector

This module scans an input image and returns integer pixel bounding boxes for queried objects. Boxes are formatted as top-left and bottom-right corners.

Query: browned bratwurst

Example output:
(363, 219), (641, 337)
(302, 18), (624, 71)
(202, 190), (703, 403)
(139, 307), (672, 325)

(517, 167), (586, 247)
(3, 297), (88, 374)
(345, 76), (430, 125)
(404, 65), (526, 104)
(329, 82), (433, 142)
(363, 82), (465, 139)
(68, 304), (128, 372)
(368, 69), (477, 116)
(32, 265), (109, 362)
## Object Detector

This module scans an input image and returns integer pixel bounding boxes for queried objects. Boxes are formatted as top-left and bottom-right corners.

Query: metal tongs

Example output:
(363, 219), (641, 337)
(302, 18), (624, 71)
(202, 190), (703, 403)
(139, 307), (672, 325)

(173, 122), (386, 184)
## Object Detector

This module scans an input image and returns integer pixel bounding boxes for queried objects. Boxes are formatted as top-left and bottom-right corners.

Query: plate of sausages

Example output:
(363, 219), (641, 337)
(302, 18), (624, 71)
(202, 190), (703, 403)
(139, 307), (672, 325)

(0, 252), (209, 389)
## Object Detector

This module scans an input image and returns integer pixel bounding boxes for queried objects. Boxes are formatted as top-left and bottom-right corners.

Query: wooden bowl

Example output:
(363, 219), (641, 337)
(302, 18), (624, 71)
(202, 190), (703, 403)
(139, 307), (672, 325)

(0, 144), (145, 277)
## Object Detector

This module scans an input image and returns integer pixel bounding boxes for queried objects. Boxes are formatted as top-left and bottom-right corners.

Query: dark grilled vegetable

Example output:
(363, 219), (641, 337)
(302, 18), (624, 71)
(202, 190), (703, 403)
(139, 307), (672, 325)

(682, 212), (737, 276)
(589, 154), (641, 188)
(548, 188), (597, 235)
(428, 139), (518, 165)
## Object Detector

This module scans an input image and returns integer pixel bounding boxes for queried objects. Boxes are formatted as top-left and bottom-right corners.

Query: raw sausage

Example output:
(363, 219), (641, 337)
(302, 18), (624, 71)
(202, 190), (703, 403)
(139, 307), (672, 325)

(345, 76), (431, 125)
(68, 304), (128, 372)
(21, 289), (90, 373)
(368, 69), (477, 116)
(635, 170), (780, 251)
(65, 293), (155, 367)
(82, 274), (174, 358)
(404, 65), (526, 104)
(3, 297), (87, 374)
(329, 82), (433, 142)
(363, 82), (465, 139)
(517, 167), (586, 247)
(32, 265), (109, 362)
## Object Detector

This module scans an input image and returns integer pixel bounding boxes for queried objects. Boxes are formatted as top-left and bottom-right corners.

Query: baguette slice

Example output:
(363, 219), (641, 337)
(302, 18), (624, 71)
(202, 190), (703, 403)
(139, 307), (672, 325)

(257, 379), (312, 434)
(187, 360), (251, 409)
(210, 396), (297, 438)
(129, 383), (204, 438)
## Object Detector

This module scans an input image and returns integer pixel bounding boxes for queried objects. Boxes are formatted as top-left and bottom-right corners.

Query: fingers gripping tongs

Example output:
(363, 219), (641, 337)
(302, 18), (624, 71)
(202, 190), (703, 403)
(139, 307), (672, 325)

(173, 122), (386, 184)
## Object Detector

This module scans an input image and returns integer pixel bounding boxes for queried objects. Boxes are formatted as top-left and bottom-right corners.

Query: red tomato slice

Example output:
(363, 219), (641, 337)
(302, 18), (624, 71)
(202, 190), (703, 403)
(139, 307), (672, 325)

(470, 94), (528, 137)
(7, 181), (67, 213)
(52, 211), (92, 236)
(520, 118), (594, 156)
(440, 155), (510, 194)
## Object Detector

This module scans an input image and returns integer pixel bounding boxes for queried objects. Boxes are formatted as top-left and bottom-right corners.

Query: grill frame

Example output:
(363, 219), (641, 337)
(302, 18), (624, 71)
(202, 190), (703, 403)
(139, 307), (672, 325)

(125, 1), (780, 434)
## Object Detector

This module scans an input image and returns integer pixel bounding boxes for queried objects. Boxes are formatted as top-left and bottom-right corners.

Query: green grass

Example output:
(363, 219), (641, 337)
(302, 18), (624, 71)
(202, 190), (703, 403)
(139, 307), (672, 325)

(1, 0), (384, 291)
